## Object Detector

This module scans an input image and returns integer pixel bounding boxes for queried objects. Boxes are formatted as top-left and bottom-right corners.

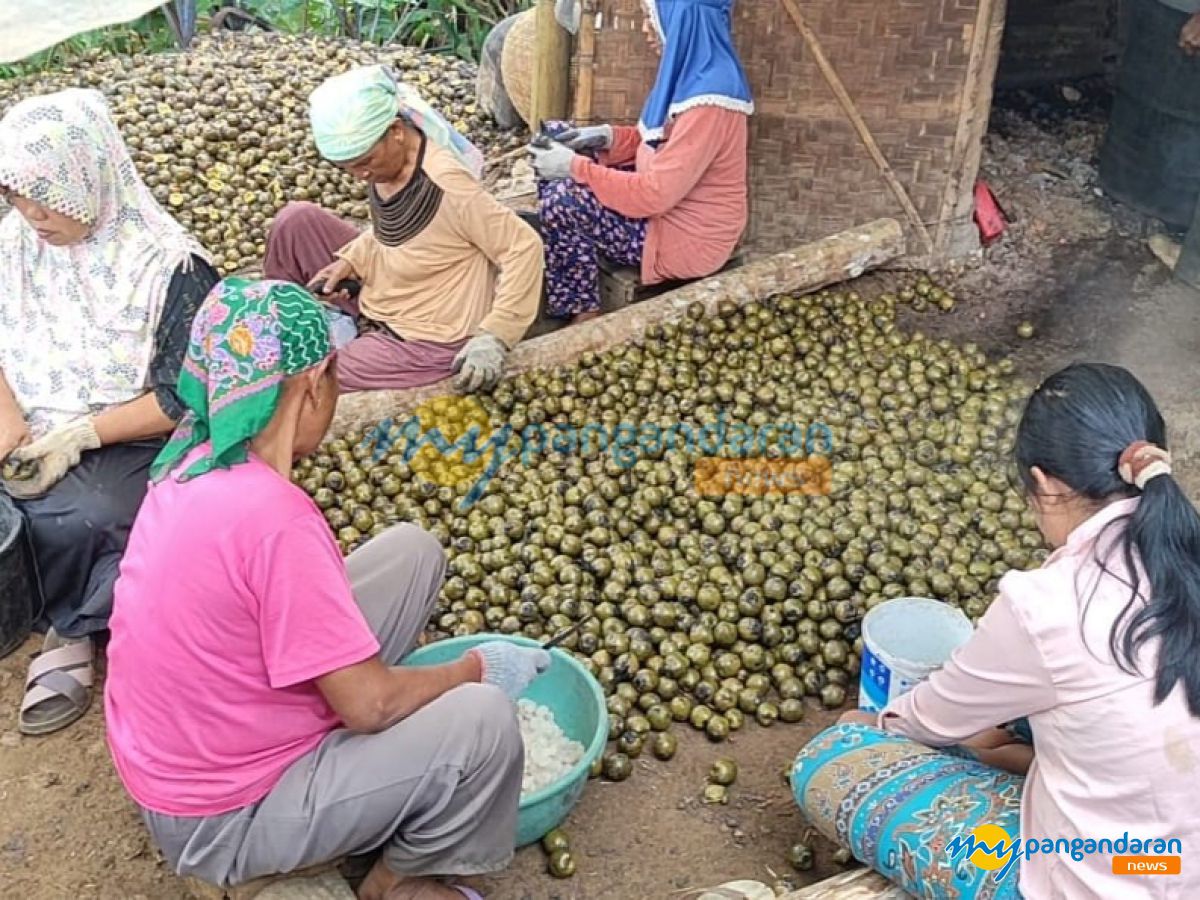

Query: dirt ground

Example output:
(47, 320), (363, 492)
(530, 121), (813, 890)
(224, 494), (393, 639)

(3, 82), (1200, 900)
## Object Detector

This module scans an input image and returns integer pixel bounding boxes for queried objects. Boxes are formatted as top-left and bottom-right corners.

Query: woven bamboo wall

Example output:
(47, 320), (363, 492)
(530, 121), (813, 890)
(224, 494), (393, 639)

(571, 0), (1007, 263)
(996, 0), (1120, 88)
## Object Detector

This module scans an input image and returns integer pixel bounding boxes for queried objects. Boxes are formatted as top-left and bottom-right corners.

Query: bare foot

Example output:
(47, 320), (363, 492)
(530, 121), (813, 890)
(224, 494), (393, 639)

(571, 310), (602, 325)
(357, 859), (463, 900)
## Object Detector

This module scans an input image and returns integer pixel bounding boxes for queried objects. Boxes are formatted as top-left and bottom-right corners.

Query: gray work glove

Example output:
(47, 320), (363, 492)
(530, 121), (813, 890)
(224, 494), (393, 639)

(556, 125), (613, 152)
(528, 142), (576, 181)
(1, 416), (100, 500)
(452, 332), (508, 392)
(469, 640), (552, 700)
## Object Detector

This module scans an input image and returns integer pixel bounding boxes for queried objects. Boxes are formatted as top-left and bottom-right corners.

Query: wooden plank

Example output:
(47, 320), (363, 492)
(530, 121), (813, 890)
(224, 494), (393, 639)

(779, 869), (910, 899)
(934, 0), (1007, 258)
(531, 0), (572, 126)
(331, 218), (906, 435)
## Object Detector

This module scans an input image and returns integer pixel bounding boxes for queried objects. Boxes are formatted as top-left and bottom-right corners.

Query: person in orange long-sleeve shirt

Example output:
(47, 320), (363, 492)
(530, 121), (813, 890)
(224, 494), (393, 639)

(528, 0), (752, 324)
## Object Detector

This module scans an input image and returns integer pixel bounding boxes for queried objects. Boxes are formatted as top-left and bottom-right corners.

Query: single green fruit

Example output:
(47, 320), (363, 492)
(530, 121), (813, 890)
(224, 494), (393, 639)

(708, 757), (738, 786)
(541, 828), (570, 855)
(547, 849), (576, 878)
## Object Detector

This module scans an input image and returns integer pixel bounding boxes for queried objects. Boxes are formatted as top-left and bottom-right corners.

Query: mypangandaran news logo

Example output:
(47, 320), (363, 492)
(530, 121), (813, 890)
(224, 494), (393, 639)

(947, 825), (1183, 883)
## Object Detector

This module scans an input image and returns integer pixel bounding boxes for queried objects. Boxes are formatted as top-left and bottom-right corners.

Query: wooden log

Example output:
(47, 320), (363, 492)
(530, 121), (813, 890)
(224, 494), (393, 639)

(531, 0), (572, 127)
(331, 217), (905, 436)
(778, 869), (910, 899)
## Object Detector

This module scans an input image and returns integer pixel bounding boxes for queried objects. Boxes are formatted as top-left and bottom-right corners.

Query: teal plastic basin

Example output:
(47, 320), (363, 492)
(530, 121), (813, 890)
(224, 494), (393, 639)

(403, 634), (607, 847)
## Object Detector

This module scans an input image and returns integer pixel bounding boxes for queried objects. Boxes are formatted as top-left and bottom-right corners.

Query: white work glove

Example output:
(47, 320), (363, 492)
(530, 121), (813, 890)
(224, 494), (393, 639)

(556, 125), (613, 152)
(528, 142), (576, 181)
(1, 416), (100, 500)
(469, 640), (553, 700)
(452, 332), (508, 392)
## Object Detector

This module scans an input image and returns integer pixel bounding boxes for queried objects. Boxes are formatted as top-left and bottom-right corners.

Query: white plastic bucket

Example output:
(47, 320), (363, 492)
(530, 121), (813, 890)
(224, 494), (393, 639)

(858, 597), (973, 712)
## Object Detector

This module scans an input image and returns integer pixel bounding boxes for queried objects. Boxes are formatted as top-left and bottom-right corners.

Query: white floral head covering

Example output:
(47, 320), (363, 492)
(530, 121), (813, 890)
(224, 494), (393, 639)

(0, 88), (209, 437)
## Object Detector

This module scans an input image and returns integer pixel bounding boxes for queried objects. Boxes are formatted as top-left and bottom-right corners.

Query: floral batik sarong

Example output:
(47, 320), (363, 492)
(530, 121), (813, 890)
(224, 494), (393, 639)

(792, 724), (1024, 899)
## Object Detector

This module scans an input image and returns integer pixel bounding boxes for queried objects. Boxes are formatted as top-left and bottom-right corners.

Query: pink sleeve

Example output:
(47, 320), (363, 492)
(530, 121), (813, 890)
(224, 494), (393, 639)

(246, 514), (381, 689)
(570, 108), (730, 219)
(879, 589), (1058, 746)
(598, 125), (642, 167)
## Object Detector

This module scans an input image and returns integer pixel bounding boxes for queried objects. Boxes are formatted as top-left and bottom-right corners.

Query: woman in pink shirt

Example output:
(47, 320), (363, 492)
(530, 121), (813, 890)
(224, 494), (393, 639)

(106, 279), (550, 900)
(792, 363), (1200, 899)
(527, 0), (751, 324)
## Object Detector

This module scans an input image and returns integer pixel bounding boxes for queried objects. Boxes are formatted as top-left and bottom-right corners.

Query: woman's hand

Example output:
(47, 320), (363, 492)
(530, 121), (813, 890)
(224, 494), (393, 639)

(1183, 13), (1200, 55)
(970, 743), (1035, 776)
(2, 416), (99, 499)
(307, 258), (358, 303)
(452, 332), (509, 392)
(469, 640), (552, 700)
(557, 125), (613, 152)
(0, 407), (30, 464)
(838, 709), (879, 727)
(528, 143), (576, 181)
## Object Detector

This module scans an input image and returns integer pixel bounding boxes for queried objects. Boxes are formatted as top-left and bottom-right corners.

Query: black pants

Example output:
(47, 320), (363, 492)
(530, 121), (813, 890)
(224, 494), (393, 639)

(15, 441), (161, 639)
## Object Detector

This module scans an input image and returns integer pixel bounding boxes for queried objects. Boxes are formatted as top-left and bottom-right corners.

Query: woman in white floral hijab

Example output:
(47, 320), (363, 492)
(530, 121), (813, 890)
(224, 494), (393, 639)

(0, 88), (218, 735)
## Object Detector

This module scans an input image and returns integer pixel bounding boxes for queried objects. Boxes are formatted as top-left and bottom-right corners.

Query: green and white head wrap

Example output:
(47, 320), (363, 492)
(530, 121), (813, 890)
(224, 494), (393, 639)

(309, 64), (484, 178)
(152, 278), (332, 482)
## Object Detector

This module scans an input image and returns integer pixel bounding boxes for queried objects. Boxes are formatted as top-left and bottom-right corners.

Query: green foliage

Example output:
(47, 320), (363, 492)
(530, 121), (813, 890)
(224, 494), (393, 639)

(258, 0), (532, 60)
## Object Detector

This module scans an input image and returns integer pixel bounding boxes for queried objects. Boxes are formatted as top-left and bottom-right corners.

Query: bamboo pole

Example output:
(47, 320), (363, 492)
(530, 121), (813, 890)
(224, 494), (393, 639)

(571, 2), (597, 122)
(331, 219), (906, 435)
(531, 0), (572, 129)
(934, 0), (1007, 256)
(776, 0), (935, 258)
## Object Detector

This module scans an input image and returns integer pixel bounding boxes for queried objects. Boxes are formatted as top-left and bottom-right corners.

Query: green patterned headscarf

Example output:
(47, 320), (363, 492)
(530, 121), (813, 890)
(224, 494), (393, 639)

(309, 64), (484, 178)
(152, 278), (332, 482)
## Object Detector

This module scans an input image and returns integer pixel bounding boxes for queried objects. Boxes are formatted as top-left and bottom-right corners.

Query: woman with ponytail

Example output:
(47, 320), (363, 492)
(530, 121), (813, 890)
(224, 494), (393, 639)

(791, 363), (1200, 900)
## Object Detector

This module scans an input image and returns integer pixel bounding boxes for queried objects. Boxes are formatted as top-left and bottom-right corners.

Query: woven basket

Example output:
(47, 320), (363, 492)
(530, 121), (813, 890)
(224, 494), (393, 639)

(501, 8), (537, 128)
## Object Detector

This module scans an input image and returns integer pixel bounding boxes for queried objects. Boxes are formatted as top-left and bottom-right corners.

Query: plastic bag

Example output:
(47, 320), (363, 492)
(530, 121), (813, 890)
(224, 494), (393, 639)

(555, 0), (582, 34)
(0, 0), (167, 63)
(324, 308), (359, 350)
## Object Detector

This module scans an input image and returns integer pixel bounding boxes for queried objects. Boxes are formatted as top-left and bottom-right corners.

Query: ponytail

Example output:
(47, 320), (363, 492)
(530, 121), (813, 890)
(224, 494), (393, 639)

(1123, 474), (1200, 714)
(1015, 363), (1200, 716)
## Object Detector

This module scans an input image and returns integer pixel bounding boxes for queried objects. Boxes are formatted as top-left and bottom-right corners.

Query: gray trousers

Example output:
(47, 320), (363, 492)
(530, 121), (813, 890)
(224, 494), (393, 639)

(142, 524), (523, 888)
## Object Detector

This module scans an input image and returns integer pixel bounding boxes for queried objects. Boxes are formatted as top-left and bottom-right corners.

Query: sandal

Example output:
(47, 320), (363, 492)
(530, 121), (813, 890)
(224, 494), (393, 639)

(19, 629), (94, 736)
